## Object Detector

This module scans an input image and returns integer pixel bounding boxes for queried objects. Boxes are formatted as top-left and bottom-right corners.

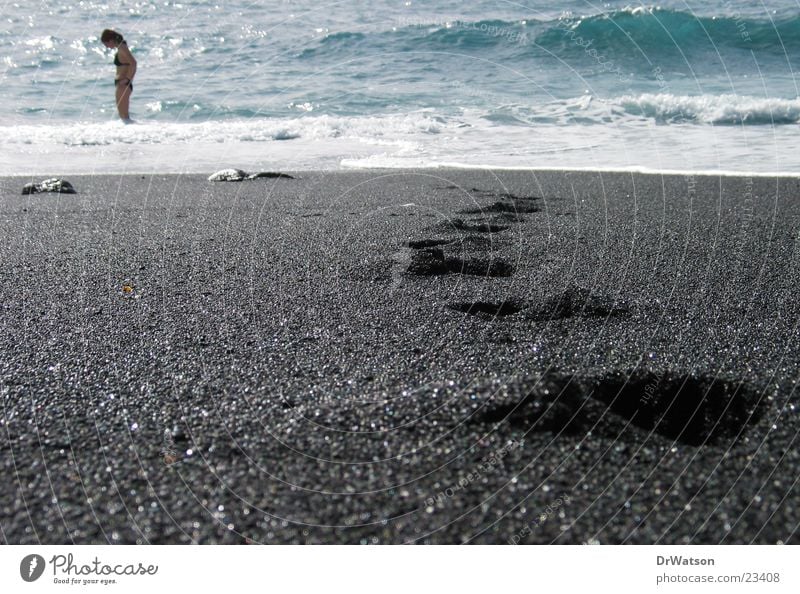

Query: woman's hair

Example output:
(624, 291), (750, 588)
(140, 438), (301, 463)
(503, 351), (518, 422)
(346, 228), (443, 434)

(100, 29), (124, 44)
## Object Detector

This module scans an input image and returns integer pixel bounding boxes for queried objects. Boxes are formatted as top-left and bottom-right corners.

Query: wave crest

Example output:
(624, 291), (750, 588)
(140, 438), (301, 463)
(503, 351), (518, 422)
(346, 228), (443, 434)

(614, 93), (800, 124)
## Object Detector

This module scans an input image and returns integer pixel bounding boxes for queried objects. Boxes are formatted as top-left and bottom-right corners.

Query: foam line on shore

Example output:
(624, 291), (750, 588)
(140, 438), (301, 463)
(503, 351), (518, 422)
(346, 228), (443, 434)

(368, 162), (800, 180)
(4, 165), (800, 181)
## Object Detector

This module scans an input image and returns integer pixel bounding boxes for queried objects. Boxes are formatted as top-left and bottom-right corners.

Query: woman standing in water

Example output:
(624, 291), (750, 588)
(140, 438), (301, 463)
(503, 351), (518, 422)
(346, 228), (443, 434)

(100, 29), (136, 123)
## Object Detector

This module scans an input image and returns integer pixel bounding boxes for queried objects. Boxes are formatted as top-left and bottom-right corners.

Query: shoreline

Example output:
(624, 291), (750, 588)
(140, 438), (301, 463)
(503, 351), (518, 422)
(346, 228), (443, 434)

(4, 165), (800, 181)
(1, 168), (798, 544)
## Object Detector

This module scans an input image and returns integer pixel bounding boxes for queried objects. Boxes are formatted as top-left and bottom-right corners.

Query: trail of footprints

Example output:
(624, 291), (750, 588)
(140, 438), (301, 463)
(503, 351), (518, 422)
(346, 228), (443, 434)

(402, 187), (532, 282)
(400, 186), (626, 320)
(389, 185), (766, 447)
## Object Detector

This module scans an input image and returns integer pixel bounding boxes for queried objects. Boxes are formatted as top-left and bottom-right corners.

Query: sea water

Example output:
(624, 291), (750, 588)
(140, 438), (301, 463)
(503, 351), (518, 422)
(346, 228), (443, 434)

(1, 0), (799, 175)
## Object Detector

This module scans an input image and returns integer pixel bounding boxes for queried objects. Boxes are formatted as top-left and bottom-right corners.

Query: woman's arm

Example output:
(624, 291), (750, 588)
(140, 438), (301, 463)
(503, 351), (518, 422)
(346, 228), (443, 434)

(118, 44), (137, 81)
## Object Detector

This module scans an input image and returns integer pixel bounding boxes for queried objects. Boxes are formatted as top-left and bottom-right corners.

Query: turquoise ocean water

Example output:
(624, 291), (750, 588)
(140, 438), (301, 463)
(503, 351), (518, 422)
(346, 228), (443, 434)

(2, 0), (800, 174)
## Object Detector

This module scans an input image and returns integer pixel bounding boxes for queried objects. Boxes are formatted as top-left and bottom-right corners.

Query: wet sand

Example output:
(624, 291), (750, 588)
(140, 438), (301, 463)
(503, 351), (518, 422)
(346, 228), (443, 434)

(1, 169), (798, 544)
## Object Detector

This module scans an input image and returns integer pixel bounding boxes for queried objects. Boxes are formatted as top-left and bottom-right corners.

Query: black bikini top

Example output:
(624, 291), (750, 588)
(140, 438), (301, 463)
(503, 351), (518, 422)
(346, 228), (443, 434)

(113, 41), (129, 66)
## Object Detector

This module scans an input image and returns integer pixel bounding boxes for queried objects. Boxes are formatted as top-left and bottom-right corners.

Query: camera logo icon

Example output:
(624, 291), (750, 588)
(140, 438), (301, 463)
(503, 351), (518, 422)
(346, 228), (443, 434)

(20, 554), (46, 582)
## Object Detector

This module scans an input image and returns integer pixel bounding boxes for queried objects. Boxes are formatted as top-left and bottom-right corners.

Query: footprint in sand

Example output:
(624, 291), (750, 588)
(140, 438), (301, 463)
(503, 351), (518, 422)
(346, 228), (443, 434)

(406, 238), (455, 249)
(446, 299), (527, 318)
(444, 286), (629, 321)
(469, 371), (766, 447)
(458, 200), (540, 215)
(406, 247), (514, 278)
(525, 285), (630, 321)
(430, 218), (510, 234)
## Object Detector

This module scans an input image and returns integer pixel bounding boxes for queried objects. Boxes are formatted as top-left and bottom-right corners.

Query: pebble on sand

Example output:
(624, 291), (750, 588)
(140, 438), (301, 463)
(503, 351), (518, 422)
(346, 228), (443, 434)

(208, 169), (295, 182)
(21, 178), (77, 195)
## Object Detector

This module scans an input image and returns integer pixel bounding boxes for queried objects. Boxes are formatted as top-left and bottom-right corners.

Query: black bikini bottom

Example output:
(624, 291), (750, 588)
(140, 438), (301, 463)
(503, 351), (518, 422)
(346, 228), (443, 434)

(114, 79), (133, 91)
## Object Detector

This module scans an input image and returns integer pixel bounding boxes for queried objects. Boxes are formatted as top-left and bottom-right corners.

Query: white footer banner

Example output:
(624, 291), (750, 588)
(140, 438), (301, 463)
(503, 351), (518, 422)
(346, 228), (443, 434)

(1, 546), (796, 593)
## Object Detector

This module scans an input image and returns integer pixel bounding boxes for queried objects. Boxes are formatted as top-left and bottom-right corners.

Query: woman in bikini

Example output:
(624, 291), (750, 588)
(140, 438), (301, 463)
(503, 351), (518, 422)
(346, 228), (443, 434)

(100, 29), (136, 123)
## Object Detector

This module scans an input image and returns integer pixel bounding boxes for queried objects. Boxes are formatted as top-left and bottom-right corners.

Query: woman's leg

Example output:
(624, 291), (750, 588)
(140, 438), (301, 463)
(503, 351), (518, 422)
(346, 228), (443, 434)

(115, 82), (132, 121)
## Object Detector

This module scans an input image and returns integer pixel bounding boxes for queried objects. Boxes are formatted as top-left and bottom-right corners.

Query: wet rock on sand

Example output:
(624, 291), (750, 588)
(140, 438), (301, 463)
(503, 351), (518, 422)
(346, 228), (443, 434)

(208, 168), (295, 181)
(21, 178), (77, 195)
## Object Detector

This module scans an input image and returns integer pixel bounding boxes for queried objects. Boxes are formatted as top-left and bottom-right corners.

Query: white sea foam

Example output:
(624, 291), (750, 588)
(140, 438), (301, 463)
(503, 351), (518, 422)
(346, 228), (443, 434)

(488, 94), (800, 127)
(613, 93), (800, 125)
(25, 36), (56, 50)
(2, 104), (800, 176)
(0, 112), (447, 148)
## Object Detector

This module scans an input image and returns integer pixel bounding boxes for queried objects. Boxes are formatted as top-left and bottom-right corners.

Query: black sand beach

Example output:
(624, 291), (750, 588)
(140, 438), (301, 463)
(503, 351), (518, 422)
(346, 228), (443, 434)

(1, 169), (798, 544)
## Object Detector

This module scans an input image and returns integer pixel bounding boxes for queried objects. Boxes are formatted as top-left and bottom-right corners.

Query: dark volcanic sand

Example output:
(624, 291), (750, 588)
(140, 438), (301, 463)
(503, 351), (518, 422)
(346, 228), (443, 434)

(0, 169), (799, 544)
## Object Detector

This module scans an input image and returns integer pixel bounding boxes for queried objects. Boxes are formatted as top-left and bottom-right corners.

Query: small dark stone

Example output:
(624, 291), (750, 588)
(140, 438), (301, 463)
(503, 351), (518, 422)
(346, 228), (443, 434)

(247, 172), (295, 179)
